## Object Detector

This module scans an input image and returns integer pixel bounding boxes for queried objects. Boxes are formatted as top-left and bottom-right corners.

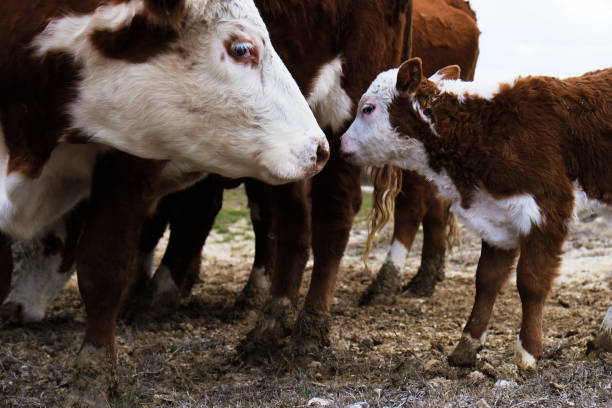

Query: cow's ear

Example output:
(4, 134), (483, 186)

(143, 0), (185, 29)
(433, 65), (461, 81)
(396, 57), (422, 95)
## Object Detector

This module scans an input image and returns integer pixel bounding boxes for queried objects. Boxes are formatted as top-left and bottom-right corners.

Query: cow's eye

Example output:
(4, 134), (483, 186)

(362, 103), (375, 114)
(230, 41), (253, 58)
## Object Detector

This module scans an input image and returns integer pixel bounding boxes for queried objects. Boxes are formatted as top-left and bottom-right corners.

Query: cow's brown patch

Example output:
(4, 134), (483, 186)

(91, 15), (179, 63)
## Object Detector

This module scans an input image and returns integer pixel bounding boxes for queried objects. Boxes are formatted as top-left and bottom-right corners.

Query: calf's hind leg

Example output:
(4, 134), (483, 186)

(514, 228), (564, 371)
(448, 241), (518, 367)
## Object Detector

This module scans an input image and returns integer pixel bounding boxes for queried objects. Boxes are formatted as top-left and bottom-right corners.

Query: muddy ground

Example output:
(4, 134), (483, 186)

(1, 187), (611, 407)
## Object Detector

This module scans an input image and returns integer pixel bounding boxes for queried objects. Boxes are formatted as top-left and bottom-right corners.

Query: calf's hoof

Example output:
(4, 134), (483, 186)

(587, 308), (612, 354)
(68, 344), (118, 407)
(448, 334), (482, 367)
(288, 308), (331, 360)
(359, 262), (400, 306)
(402, 255), (445, 298)
(514, 338), (537, 372)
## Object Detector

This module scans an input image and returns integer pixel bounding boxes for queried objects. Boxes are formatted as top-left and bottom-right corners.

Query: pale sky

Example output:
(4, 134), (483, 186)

(469, 0), (612, 82)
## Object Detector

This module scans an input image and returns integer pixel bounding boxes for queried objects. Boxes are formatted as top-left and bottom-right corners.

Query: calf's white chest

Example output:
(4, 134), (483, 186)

(427, 170), (543, 250)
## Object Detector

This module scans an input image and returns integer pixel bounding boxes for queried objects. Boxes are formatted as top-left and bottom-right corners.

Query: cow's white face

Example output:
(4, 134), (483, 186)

(33, 0), (328, 185)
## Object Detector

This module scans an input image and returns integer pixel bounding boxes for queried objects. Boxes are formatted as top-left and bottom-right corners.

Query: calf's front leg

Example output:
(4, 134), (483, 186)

(448, 241), (518, 367)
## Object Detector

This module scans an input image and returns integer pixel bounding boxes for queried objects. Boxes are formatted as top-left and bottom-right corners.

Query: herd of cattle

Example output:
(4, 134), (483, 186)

(1, 0), (610, 402)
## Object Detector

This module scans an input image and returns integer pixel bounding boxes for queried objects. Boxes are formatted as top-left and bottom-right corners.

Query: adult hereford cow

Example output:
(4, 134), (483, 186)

(341, 58), (612, 370)
(0, 0), (328, 398)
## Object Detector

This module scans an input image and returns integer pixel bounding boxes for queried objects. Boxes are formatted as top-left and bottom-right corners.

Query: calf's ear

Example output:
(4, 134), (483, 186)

(433, 65), (461, 81)
(143, 0), (185, 29)
(396, 57), (422, 94)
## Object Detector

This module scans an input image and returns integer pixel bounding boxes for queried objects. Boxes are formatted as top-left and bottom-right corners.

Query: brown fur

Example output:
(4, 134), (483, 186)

(388, 57), (612, 362)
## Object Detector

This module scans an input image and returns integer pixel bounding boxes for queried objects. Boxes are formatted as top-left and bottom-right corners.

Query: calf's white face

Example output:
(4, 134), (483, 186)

(341, 68), (410, 168)
(33, 0), (328, 185)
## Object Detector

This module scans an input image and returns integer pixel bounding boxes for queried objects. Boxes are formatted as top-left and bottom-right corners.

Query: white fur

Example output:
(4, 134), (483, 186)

(153, 264), (180, 295)
(32, 0), (327, 185)
(5, 220), (74, 322)
(572, 180), (612, 220)
(307, 56), (354, 133)
(0, 140), (100, 239)
(429, 71), (501, 102)
(341, 68), (401, 166)
(602, 306), (612, 333)
(250, 266), (271, 290)
(514, 337), (537, 371)
(385, 239), (408, 270)
(461, 331), (487, 347)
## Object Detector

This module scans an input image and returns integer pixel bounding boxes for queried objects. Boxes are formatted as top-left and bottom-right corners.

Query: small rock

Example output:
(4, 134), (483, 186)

(476, 399), (491, 408)
(347, 402), (369, 408)
(307, 397), (332, 406)
(308, 360), (322, 370)
(468, 370), (486, 381)
(494, 379), (518, 389)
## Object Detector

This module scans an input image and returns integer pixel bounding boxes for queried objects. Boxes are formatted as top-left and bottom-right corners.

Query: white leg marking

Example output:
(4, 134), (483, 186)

(384, 239), (408, 271)
(601, 306), (612, 333)
(251, 266), (270, 290)
(152, 264), (179, 295)
(514, 337), (537, 371)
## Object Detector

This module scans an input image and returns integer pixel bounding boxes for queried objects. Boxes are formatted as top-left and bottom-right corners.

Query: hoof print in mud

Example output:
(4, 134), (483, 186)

(359, 262), (401, 306)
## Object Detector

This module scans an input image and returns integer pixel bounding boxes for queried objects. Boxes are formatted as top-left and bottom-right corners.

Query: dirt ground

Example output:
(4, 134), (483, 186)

(1, 187), (611, 407)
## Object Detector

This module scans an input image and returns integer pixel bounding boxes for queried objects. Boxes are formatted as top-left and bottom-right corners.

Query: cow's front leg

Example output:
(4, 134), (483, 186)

(402, 191), (450, 297)
(242, 180), (310, 355)
(292, 155), (361, 356)
(235, 179), (276, 312)
(72, 154), (163, 403)
(360, 170), (429, 305)
(448, 241), (518, 367)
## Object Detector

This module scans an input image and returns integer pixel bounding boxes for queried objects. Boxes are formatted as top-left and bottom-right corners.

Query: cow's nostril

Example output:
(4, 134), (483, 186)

(316, 143), (330, 168)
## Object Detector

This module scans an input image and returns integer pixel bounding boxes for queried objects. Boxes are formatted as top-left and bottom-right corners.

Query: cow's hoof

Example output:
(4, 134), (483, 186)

(587, 309), (612, 354)
(359, 262), (400, 306)
(288, 308), (331, 361)
(448, 334), (481, 367)
(238, 297), (295, 363)
(68, 345), (117, 407)
(402, 254), (445, 298)
(0, 302), (24, 324)
(234, 267), (270, 313)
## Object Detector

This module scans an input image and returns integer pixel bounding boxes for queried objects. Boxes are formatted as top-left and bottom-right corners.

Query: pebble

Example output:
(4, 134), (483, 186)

(307, 397), (333, 406)
(347, 402), (369, 408)
(476, 399), (491, 408)
(494, 379), (518, 389)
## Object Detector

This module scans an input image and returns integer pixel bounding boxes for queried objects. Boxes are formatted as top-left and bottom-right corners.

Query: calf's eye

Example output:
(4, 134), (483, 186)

(362, 103), (375, 114)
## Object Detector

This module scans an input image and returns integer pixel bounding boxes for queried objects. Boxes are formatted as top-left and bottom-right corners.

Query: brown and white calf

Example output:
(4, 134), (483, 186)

(360, 0), (479, 305)
(1, 0), (327, 396)
(341, 57), (612, 370)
